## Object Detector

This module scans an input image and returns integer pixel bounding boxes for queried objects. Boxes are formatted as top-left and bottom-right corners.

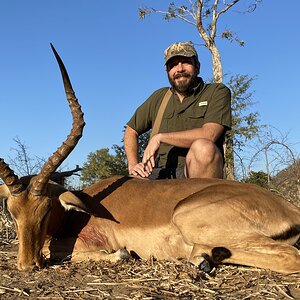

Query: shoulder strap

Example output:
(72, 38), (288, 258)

(149, 89), (172, 140)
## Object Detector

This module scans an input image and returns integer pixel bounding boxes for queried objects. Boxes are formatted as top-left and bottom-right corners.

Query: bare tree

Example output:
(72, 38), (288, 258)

(7, 137), (81, 189)
(248, 126), (298, 185)
(139, 0), (261, 83)
(271, 159), (300, 207)
(8, 136), (45, 177)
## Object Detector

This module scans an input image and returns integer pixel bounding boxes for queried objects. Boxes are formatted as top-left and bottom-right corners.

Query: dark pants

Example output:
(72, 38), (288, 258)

(148, 167), (185, 180)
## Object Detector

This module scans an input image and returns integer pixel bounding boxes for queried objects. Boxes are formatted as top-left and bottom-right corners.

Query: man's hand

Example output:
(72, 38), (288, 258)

(129, 162), (150, 178)
(142, 134), (161, 175)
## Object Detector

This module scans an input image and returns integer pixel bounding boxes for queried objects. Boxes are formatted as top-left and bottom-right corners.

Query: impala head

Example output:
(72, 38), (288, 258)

(0, 44), (85, 271)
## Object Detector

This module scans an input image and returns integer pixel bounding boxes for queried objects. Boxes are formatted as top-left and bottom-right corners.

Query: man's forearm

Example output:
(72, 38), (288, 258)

(124, 126), (139, 170)
(157, 123), (224, 148)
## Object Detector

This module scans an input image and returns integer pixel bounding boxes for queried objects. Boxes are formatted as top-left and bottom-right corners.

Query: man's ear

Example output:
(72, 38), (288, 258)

(59, 191), (90, 214)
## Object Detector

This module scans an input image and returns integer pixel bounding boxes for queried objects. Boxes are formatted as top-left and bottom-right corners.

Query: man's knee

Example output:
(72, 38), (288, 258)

(185, 139), (224, 179)
(187, 138), (220, 164)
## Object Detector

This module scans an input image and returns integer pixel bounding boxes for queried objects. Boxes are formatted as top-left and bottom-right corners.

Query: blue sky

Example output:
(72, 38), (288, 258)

(0, 1), (299, 174)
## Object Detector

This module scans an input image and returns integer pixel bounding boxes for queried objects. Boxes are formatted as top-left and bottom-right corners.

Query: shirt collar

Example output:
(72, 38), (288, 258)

(193, 77), (205, 95)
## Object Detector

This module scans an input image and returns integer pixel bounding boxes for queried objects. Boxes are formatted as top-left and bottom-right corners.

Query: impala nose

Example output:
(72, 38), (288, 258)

(17, 261), (38, 271)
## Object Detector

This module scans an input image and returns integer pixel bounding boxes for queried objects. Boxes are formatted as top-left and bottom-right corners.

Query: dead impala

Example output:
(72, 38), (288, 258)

(0, 45), (299, 274)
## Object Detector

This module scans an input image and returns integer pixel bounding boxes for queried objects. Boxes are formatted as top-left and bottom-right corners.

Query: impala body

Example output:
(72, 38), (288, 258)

(0, 45), (299, 274)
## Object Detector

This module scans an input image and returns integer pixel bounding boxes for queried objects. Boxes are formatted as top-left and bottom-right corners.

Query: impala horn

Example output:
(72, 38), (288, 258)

(31, 44), (85, 196)
(0, 159), (24, 196)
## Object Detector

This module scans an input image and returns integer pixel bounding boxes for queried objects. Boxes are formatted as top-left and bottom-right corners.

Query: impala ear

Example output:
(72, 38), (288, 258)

(59, 191), (90, 214)
(0, 184), (10, 199)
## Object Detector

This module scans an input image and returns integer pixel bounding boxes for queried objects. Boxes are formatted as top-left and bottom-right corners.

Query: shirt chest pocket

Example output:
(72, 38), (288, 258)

(161, 104), (207, 132)
(187, 104), (207, 118)
(184, 105), (207, 129)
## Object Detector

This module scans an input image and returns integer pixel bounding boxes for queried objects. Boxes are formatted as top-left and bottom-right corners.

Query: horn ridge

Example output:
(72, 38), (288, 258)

(0, 158), (24, 195)
(31, 45), (85, 196)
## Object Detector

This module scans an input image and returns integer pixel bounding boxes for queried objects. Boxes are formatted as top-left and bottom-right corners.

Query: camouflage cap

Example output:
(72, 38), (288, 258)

(164, 41), (198, 65)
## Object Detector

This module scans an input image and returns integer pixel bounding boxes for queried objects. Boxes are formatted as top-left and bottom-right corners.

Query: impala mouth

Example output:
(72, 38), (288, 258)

(17, 249), (46, 271)
(17, 260), (43, 271)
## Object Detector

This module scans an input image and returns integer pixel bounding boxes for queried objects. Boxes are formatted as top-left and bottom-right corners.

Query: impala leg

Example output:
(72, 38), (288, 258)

(43, 237), (130, 263)
(223, 237), (300, 274)
(69, 248), (130, 263)
(188, 237), (300, 274)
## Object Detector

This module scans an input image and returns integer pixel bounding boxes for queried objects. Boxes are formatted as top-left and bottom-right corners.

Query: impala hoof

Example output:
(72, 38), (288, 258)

(119, 248), (131, 260)
(199, 258), (212, 273)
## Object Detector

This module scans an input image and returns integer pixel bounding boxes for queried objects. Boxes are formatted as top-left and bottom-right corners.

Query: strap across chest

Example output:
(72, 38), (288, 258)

(149, 89), (172, 140)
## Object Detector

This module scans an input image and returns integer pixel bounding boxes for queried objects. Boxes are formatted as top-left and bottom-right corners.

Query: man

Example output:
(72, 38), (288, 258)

(124, 41), (231, 179)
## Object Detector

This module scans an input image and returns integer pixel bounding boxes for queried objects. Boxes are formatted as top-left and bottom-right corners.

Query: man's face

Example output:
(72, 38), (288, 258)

(166, 56), (200, 94)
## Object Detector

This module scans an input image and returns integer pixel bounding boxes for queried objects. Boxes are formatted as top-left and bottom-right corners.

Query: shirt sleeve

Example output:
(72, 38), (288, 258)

(204, 83), (231, 129)
(126, 88), (168, 134)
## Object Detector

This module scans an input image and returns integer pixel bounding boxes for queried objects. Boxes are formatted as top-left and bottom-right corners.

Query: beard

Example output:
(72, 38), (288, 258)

(168, 72), (198, 94)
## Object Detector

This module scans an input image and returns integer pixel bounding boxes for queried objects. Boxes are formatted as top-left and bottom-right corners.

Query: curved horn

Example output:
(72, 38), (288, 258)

(0, 159), (24, 195)
(31, 44), (85, 196)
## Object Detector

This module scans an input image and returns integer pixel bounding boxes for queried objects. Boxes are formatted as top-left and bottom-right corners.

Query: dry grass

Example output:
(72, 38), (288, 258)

(0, 244), (300, 299)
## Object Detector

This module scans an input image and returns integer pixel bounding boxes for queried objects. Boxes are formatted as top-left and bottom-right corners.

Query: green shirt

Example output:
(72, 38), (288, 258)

(127, 78), (231, 168)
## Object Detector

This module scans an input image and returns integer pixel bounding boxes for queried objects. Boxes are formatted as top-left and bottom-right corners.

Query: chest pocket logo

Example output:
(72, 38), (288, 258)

(199, 101), (208, 107)
(188, 99), (208, 119)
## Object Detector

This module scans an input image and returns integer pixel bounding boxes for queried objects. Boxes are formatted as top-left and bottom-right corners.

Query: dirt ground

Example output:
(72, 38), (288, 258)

(0, 238), (300, 300)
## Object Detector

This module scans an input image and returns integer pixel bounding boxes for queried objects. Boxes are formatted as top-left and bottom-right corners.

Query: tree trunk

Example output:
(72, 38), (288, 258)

(208, 43), (235, 180)
(224, 136), (235, 180)
(210, 44), (223, 83)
